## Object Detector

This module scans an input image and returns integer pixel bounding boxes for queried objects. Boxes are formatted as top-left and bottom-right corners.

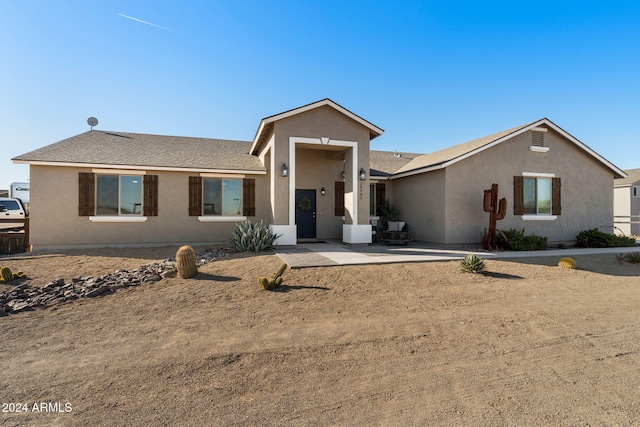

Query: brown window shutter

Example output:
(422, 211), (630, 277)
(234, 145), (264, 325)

(78, 172), (95, 216)
(552, 177), (562, 215)
(513, 176), (524, 215)
(143, 175), (158, 216)
(375, 183), (386, 216)
(188, 176), (203, 216)
(243, 178), (256, 216)
(335, 181), (345, 216)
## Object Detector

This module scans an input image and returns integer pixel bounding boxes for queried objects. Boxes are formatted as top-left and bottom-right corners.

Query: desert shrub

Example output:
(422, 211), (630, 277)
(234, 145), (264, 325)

(231, 220), (280, 252)
(497, 228), (548, 251)
(460, 254), (486, 274)
(624, 252), (640, 264)
(575, 229), (636, 248)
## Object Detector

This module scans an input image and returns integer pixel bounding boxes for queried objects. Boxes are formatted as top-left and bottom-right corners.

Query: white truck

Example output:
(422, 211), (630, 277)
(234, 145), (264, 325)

(0, 197), (28, 231)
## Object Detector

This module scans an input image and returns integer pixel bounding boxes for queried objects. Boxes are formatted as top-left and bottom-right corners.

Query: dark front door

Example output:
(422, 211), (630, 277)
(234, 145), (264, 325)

(295, 189), (316, 239)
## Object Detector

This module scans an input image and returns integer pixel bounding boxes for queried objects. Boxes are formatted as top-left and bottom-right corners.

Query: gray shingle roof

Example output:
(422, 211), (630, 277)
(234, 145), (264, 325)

(369, 150), (423, 176)
(395, 121), (538, 174)
(13, 131), (266, 172)
(615, 168), (640, 186)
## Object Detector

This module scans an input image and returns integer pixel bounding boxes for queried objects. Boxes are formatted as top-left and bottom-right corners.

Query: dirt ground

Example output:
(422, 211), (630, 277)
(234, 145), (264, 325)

(1, 246), (640, 426)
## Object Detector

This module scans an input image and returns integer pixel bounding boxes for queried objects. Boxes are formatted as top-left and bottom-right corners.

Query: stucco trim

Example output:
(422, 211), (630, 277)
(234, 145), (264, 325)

(199, 173), (246, 178)
(92, 168), (147, 175)
(197, 216), (247, 222)
(529, 146), (550, 153)
(288, 136), (359, 227)
(523, 172), (555, 177)
(521, 215), (557, 221)
(13, 160), (266, 175)
(89, 216), (148, 223)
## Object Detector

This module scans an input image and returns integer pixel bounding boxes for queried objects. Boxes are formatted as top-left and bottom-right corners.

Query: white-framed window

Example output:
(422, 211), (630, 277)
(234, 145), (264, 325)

(523, 176), (552, 215)
(96, 174), (143, 216)
(515, 173), (560, 220)
(202, 177), (242, 216)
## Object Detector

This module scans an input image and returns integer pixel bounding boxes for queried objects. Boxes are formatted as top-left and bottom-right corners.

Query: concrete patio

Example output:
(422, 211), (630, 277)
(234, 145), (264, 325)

(276, 240), (640, 268)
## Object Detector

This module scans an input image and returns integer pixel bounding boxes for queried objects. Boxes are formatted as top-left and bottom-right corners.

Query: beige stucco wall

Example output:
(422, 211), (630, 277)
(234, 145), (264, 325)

(442, 128), (617, 244)
(614, 183), (640, 236)
(29, 165), (270, 249)
(614, 186), (632, 235)
(272, 106), (372, 227)
(391, 169), (447, 243)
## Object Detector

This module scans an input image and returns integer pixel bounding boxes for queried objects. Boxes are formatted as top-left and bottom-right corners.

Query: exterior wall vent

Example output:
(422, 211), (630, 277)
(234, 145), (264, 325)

(529, 129), (549, 153)
(532, 131), (544, 147)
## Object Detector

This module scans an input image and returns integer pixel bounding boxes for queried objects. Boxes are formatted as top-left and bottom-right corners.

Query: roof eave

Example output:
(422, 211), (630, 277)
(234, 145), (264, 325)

(12, 159), (267, 175)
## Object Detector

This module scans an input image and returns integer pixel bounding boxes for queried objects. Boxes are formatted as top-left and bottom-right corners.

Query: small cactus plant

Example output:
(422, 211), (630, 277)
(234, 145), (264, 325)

(259, 262), (288, 290)
(1, 266), (14, 283)
(558, 257), (577, 269)
(176, 245), (198, 279)
(460, 254), (486, 274)
(0, 266), (25, 283)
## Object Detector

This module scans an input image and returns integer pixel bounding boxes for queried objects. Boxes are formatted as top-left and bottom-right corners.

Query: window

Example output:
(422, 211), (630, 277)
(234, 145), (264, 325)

(335, 181), (345, 216)
(369, 183), (386, 216)
(78, 172), (158, 217)
(96, 174), (143, 215)
(189, 176), (255, 218)
(0, 200), (21, 211)
(514, 175), (561, 217)
(203, 178), (242, 216)
(523, 177), (551, 214)
(369, 184), (375, 216)
(634, 186), (640, 197)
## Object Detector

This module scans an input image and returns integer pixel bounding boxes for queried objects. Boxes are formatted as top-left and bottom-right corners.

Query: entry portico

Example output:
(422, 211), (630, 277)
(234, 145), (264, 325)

(249, 99), (384, 245)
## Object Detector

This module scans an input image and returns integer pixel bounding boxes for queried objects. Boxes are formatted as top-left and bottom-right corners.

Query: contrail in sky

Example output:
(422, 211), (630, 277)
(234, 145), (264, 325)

(118, 13), (178, 33)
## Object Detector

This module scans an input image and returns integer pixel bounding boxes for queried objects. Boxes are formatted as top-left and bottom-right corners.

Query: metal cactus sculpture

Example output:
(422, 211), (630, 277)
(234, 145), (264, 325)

(482, 183), (507, 250)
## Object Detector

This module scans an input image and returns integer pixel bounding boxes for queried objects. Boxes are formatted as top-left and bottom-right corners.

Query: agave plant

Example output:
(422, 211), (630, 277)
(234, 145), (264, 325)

(624, 251), (640, 264)
(460, 254), (487, 274)
(231, 220), (280, 253)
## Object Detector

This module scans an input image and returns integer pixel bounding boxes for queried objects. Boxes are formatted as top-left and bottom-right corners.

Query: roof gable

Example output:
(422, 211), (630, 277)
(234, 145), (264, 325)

(250, 98), (384, 155)
(393, 118), (626, 179)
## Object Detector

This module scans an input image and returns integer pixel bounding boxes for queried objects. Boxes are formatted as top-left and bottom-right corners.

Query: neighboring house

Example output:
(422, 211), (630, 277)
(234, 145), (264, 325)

(614, 168), (640, 236)
(13, 99), (626, 249)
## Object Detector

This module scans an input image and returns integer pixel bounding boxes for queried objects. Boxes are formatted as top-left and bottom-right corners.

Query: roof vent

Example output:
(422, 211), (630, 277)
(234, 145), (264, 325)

(532, 131), (544, 147)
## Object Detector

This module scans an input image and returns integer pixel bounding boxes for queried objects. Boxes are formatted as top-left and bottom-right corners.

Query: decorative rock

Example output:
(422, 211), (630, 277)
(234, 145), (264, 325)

(161, 270), (177, 279)
(86, 285), (111, 298)
(0, 247), (230, 316)
(143, 274), (162, 283)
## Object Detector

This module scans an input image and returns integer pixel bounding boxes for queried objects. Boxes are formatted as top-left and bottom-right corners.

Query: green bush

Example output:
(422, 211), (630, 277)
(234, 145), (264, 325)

(575, 229), (636, 248)
(231, 220), (280, 252)
(497, 228), (548, 251)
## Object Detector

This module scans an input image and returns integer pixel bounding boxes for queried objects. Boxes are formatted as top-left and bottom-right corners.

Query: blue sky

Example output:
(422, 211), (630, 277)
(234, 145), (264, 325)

(2, 1), (639, 188)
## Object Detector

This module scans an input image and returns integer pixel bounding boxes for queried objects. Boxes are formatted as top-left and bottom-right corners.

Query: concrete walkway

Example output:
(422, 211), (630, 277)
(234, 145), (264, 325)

(276, 241), (640, 268)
